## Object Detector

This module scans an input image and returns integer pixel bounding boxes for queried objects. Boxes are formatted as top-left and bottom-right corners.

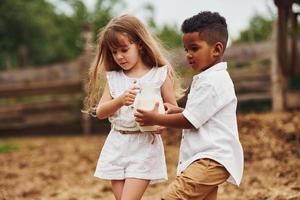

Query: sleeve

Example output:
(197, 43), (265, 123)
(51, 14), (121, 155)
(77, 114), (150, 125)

(106, 71), (116, 98)
(182, 83), (233, 129)
(157, 65), (168, 86)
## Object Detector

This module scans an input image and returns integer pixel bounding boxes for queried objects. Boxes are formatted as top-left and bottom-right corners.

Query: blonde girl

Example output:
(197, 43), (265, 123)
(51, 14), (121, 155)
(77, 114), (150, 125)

(83, 15), (178, 200)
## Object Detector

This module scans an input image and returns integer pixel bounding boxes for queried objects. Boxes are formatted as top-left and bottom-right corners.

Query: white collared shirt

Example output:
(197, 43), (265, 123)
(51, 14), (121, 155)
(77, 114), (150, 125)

(179, 62), (244, 185)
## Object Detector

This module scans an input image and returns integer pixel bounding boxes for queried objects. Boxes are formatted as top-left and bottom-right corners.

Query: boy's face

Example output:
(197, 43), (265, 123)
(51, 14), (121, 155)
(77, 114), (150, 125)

(182, 32), (218, 72)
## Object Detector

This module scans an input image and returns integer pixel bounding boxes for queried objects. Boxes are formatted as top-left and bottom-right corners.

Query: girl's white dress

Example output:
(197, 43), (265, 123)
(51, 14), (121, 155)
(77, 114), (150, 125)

(94, 66), (168, 183)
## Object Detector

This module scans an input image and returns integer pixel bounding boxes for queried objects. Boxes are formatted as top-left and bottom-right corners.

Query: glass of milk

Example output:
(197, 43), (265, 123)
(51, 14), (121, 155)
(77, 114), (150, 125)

(134, 82), (165, 132)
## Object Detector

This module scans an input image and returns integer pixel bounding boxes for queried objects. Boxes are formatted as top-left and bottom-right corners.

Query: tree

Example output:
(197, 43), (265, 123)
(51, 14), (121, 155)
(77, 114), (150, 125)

(0, 0), (84, 69)
(233, 14), (273, 44)
(156, 24), (182, 49)
(91, 0), (125, 37)
(0, 0), (124, 70)
(140, 2), (181, 49)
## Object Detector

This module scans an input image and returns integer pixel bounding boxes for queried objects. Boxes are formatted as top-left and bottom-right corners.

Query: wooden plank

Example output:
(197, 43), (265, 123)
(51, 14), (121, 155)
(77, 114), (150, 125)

(290, 12), (298, 75)
(0, 110), (80, 129)
(232, 73), (270, 82)
(277, 5), (289, 76)
(237, 93), (271, 102)
(235, 80), (270, 94)
(0, 100), (79, 117)
(274, 0), (300, 7)
(287, 91), (300, 108)
(0, 79), (82, 97)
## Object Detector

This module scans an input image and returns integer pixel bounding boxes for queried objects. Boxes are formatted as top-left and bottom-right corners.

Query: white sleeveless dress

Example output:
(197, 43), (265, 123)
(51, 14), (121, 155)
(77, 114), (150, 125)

(94, 66), (168, 183)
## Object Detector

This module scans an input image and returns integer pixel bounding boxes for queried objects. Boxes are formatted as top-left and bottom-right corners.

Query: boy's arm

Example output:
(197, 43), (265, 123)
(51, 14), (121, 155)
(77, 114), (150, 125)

(96, 83), (138, 119)
(134, 103), (194, 129)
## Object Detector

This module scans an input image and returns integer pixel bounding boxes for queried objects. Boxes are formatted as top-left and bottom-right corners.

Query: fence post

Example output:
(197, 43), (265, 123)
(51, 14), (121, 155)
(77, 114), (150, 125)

(81, 22), (93, 135)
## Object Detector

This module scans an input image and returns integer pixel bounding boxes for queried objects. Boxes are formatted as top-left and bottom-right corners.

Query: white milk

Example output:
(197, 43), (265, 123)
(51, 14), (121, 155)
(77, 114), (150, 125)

(134, 83), (165, 132)
(137, 97), (165, 132)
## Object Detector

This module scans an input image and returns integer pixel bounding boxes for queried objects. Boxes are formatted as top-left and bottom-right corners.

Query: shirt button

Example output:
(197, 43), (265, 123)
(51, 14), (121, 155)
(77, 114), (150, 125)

(179, 161), (182, 164)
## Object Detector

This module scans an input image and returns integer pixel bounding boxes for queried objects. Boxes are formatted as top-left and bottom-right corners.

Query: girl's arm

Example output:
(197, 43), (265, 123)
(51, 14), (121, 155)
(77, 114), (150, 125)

(161, 74), (177, 106)
(96, 83), (138, 119)
(136, 73), (192, 128)
(161, 74), (184, 114)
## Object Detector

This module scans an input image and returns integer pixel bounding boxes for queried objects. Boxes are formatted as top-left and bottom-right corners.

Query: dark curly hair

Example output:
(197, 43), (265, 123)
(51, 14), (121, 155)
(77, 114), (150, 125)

(181, 11), (228, 48)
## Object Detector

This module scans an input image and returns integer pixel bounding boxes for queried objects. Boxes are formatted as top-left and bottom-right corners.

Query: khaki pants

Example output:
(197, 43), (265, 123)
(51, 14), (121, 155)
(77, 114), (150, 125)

(161, 159), (230, 200)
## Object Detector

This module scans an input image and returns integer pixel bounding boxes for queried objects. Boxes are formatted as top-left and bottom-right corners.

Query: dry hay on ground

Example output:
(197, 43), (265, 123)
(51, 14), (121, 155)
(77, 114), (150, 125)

(0, 112), (300, 200)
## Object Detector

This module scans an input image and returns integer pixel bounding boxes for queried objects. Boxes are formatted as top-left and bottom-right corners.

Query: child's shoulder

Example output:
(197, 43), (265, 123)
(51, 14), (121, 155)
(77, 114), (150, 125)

(153, 65), (168, 72)
(106, 70), (123, 78)
(196, 70), (233, 92)
(105, 70), (125, 86)
(153, 65), (168, 78)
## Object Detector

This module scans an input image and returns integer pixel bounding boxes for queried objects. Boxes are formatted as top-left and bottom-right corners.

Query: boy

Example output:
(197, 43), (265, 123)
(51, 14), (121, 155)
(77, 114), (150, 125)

(135, 11), (244, 200)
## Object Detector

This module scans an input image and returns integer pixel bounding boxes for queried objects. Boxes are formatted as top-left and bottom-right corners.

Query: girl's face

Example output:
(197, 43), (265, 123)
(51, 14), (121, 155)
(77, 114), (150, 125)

(110, 33), (143, 71)
(182, 32), (219, 72)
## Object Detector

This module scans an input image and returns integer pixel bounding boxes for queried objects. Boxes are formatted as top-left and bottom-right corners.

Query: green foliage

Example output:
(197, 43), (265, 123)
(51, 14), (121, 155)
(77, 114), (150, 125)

(156, 24), (182, 49)
(233, 14), (273, 44)
(139, 2), (182, 49)
(0, 143), (19, 153)
(0, 0), (123, 70)
(0, 0), (84, 69)
(91, 0), (124, 36)
(143, 3), (157, 29)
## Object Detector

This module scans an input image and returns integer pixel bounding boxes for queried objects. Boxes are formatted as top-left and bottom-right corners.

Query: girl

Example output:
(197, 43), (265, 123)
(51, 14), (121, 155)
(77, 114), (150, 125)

(83, 15), (178, 200)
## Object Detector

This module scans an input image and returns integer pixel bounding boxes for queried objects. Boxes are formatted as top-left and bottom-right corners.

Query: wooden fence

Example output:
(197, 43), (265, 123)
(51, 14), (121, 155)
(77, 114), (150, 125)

(0, 56), (90, 133)
(1, 40), (298, 134)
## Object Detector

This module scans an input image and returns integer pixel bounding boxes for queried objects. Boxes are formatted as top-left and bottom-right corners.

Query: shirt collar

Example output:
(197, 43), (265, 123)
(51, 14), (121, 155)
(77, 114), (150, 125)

(193, 62), (227, 80)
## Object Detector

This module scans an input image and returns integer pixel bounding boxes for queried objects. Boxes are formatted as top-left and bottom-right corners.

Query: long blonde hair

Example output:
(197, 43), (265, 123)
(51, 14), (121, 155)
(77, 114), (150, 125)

(83, 14), (181, 115)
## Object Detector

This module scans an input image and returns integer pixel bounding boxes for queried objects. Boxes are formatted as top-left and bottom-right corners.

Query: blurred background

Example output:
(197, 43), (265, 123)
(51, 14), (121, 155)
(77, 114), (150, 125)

(0, 0), (299, 199)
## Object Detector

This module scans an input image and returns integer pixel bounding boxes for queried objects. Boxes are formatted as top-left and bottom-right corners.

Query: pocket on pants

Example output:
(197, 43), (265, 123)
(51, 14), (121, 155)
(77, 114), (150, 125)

(184, 159), (229, 185)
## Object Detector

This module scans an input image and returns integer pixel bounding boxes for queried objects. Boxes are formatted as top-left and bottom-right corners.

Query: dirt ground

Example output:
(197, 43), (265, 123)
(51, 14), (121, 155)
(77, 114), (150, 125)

(0, 112), (300, 200)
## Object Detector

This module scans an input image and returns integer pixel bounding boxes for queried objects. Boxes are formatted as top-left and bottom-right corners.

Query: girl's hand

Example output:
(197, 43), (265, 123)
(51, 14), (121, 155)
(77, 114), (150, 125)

(134, 102), (160, 126)
(120, 85), (139, 106)
(164, 103), (183, 114)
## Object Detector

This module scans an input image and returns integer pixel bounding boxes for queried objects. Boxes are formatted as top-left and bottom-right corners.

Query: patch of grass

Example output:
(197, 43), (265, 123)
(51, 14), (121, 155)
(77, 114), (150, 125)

(0, 143), (20, 153)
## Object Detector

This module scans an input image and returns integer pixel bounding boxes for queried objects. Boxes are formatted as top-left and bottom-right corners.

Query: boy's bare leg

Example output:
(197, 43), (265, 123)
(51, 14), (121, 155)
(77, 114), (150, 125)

(111, 180), (125, 200)
(121, 178), (150, 200)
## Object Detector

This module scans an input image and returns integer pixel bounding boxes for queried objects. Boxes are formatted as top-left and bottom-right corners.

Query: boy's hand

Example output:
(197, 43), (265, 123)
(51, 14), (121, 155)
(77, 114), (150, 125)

(164, 103), (183, 114)
(157, 126), (166, 134)
(135, 102), (160, 126)
(120, 85), (139, 106)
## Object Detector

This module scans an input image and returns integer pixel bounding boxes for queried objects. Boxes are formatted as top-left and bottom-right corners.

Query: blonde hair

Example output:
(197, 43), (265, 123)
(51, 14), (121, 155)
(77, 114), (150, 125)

(83, 14), (182, 115)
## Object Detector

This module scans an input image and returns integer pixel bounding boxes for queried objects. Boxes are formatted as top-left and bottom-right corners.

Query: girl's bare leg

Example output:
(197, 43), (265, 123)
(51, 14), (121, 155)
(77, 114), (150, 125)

(111, 180), (125, 200)
(121, 178), (150, 200)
